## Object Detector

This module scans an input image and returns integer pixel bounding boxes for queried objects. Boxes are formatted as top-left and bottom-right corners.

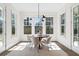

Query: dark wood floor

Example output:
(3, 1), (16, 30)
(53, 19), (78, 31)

(56, 42), (79, 56)
(0, 41), (79, 56)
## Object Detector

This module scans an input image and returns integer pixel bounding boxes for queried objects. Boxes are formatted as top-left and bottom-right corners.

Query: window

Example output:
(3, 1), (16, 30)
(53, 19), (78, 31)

(46, 17), (53, 34)
(11, 13), (15, 35)
(0, 7), (4, 47)
(61, 13), (65, 35)
(34, 16), (42, 34)
(0, 9), (3, 34)
(73, 5), (79, 47)
(24, 17), (32, 34)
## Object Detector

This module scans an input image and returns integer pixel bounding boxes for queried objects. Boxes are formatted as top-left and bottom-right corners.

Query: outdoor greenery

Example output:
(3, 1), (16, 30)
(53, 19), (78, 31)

(46, 17), (53, 34)
(46, 26), (53, 34)
(24, 26), (31, 34)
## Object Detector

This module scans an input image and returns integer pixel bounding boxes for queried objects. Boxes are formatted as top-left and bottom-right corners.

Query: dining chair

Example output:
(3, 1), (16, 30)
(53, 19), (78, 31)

(41, 36), (52, 50)
(30, 35), (39, 48)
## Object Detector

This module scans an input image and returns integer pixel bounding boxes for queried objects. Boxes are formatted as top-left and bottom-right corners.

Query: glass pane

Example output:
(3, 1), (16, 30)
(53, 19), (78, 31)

(27, 22), (29, 25)
(73, 6), (78, 16)
(0, 9), (3, 34)
(0, 8), (4, 47)
(34, 16), (42, 34)
(61, 13), (65, 34)
(46, 17), (53, 34)
(74, 26), (77, 35)
(0, 18), (3, 34)
(35, 26), (42, 34)
(46, 22), (50, 25)
(46, 26), (53, 34)
(0, 9), (2, 16)
(61, 14), (65, 24)
(34, 16), (42, 26)
(78, 17), (79, 37)
(24, 17), (32, 34)
(73, 6), (79, 47)
(51, 18), (53, 25)
(24, 19), (27, 21)
(61, 26), (64, 34)
(11, 13), (15, 34)
(61, 19), (64, 24)
(73, 16), (77, 36)
(73, 16), (77, 24)
(24, 17), (32, 26)
(27, 17), (29, 21)
(12, 25), (15, 34)
(46, 17), (53, 24)
(24, 21), (27, 25)
(24, 26), (31, 34)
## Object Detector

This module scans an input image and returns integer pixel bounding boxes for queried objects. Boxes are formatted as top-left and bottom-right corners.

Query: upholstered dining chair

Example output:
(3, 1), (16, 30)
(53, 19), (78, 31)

(30, 35), (39, 48)
(41, 36), (52, 50)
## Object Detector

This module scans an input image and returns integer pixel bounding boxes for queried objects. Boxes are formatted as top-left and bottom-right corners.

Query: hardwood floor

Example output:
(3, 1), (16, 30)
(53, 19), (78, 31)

(0, 41), (79, 56)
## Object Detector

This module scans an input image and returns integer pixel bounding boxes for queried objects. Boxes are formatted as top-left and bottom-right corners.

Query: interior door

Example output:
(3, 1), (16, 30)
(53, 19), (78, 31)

(0, 5), (5, 53)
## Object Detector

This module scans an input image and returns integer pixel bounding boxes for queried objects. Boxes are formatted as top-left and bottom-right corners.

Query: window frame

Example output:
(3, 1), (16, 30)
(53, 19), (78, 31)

(34, 16), (43, 34)
(0, 7), (3, 34)
(24, 17), (32, 34)
(60, 13), (66, 35)
(46, 17), (53, 34)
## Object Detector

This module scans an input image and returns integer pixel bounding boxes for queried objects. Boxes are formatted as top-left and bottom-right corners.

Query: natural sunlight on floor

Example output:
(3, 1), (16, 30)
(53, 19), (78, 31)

(48, 42), (61, 50)
(0, 41), (2, 47)
(8, 42), (61, 51)
(74, 41), (79, 47)
(8, 42), (30, 51)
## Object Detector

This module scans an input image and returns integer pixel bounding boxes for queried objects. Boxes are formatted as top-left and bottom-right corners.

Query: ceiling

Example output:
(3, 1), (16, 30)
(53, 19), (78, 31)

(12, 3), (66, 13)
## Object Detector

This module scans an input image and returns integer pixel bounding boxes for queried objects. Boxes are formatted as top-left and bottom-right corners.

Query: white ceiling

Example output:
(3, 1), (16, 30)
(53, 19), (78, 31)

(12, 3), (66, 12)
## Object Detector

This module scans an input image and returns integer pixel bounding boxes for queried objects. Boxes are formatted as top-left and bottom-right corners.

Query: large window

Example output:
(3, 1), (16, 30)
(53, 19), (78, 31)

(11, 13), (15, 35)
(24, 17), (32, 34)
(0, 7), (4, 47)
(61, 13), (65, 35)
(73, 5), (79, 47)
(35, 25), (42, 34)
(34, 17), (42, 34)
(46, 17), (53, 34)
(0, 9), (3, 34)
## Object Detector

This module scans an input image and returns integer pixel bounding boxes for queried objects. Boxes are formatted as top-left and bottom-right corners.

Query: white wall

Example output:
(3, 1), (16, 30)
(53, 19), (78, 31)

(0, 3), (20, 53)
(19, 11), (57, 41)
(0, 3), (6, 53)
(71, 4), (79, 54)
(57, 3), (74, 49)
(1, 3), (79, 54)
(57, 3), (79, 54)
(5, 4), (20, 49)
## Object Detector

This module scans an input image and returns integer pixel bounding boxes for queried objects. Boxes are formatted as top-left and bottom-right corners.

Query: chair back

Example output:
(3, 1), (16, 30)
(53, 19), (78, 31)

(31, 35), (39, 47)
(46, 36), (52, 44)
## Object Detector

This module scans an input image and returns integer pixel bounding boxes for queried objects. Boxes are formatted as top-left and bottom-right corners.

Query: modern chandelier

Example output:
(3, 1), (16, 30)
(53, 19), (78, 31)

(37, 3), (45, 22)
